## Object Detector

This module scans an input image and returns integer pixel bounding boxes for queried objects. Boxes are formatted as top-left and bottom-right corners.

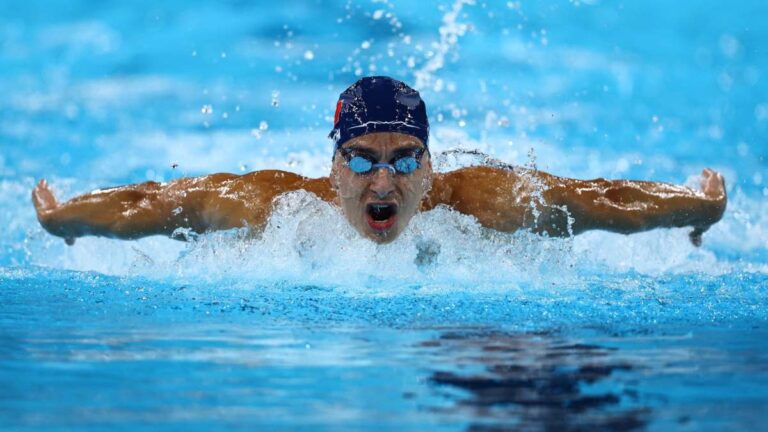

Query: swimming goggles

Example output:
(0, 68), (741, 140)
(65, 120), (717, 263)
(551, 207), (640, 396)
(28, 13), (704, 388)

(341, 147), (426, 175)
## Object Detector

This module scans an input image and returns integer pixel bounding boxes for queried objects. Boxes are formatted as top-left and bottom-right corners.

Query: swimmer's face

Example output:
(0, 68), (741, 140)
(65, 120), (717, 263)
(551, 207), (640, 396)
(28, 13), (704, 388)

(330, 132), (433, 243)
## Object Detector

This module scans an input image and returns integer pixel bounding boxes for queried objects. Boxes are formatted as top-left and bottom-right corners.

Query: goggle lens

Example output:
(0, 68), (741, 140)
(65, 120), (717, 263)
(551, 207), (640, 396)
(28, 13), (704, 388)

(394, 156), (419, 174)
(346, 155), (421, 175)
(348, 156), (373, 173)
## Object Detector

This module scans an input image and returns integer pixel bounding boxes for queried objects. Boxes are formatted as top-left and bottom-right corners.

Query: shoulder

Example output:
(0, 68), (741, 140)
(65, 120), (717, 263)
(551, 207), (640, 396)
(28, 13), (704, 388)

(427, 166), (522, 208)
(433, 165), (527, 191)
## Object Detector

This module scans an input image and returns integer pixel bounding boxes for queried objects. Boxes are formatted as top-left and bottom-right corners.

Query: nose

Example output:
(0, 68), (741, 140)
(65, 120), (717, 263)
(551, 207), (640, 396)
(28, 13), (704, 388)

(369, 166), (395, 199)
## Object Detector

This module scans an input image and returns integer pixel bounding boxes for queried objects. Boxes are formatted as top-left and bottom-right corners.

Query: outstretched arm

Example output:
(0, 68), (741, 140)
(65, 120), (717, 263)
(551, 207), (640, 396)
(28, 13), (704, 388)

(548, 168), (726, 244)
(32, 171), (333, 244)
(431, 167), (726, 245)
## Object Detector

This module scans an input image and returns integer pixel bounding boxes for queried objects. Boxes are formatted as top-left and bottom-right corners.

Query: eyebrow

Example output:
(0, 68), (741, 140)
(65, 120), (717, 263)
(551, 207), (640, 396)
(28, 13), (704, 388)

(343, 145), (379, 158)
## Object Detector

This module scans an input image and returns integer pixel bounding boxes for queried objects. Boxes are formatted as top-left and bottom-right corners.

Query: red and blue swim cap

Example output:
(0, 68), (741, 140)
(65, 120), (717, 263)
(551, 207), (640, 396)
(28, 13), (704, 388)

(329, 76), (429, 150)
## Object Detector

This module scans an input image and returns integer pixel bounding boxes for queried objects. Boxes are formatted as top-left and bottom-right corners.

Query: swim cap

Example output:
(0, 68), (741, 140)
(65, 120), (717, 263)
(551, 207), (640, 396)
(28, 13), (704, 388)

(329, 76), (429, 150)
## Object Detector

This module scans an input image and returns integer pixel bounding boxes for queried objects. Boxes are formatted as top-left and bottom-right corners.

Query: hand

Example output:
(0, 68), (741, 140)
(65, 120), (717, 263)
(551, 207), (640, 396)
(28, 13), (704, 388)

(32, 180), (76, 246)
(689, 168), (726, 247)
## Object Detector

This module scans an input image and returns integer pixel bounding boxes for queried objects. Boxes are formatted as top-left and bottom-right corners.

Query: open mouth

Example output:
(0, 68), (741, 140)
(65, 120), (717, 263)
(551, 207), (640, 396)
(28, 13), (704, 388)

(366, 203), (398, 232)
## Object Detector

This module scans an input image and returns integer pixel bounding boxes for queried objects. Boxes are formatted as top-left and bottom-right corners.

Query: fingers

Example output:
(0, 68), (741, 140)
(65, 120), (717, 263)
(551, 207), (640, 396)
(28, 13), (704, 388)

(700, 168), (726, 200)
(31, 179), (58, 214)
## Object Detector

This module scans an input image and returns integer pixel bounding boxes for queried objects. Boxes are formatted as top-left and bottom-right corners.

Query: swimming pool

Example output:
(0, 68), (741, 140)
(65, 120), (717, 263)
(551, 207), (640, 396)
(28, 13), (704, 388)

(1, 0), (767, 430)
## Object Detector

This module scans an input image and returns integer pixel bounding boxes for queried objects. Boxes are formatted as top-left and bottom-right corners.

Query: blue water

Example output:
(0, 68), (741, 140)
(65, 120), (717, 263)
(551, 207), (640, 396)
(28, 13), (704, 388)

(1, 1), (767, 430)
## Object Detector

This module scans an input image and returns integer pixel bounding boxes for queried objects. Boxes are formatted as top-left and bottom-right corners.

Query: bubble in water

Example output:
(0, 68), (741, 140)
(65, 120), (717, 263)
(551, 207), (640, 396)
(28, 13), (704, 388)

(201, 105), (213, 114)
(259, 121), (269, 131)
(755, 104), (768, 122)
(719, 34), (740, 58)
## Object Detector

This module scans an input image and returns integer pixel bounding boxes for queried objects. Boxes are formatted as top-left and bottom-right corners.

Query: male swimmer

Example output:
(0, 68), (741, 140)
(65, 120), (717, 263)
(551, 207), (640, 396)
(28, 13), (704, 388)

(32, 76), (726, 247)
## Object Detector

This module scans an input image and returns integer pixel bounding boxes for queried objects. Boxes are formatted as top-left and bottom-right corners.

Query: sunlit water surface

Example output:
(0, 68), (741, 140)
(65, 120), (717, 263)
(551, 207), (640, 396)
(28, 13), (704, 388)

(1, 1), (767, 430)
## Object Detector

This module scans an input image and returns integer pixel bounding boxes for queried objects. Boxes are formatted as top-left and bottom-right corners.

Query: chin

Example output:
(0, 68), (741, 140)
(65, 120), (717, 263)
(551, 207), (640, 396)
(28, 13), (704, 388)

(367, 230), (400, 244)
(358, 221), (401, 243)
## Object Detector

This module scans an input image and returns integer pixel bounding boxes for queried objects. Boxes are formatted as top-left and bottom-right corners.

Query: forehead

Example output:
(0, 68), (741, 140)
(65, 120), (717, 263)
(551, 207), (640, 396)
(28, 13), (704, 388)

(342, 132), (425, 151)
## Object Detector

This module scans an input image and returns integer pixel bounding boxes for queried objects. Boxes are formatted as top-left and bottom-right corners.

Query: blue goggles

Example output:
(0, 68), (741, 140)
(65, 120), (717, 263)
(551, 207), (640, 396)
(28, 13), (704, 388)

(340, 147), (426, 175)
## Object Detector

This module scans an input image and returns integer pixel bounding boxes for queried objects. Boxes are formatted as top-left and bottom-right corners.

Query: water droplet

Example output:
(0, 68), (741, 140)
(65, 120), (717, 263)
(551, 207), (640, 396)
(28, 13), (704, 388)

(719, 34), (740, 58)
(271, 90), (280, 107)
(652, 115), (659, 123)
(201, 104), (213, 114)
(303, 50), (315, 60)
(259, 121), (269, 131)
(372, 10), (384, 20)
(361, 40), (371, 49)
(250, 129), (262, 139)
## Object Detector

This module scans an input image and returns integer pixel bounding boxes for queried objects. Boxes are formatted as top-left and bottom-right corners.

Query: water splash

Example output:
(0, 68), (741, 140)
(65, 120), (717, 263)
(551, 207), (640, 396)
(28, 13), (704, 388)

(413, 0), (476, 92)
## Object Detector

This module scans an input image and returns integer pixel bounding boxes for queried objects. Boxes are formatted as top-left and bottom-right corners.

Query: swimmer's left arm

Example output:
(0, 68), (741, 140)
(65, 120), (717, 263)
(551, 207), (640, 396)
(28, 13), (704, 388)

(435, 167), (726, 245)
(541, 168), (727, 245)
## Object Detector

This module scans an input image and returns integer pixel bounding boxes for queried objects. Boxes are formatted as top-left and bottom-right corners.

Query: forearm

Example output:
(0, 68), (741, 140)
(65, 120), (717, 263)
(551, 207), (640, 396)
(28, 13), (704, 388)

(555, 178), (726, 234)
(37, 182), (205, 240)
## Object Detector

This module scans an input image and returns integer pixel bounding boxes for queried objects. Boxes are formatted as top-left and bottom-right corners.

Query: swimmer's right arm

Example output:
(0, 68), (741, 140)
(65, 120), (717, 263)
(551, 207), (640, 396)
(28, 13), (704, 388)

(31, 171), (332, 244)
(31, 176), (229, 243)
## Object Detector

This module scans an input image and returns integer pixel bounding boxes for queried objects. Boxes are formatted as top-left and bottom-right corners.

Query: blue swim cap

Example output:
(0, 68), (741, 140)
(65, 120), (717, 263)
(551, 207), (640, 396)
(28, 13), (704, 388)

(329, 76), (429, 151)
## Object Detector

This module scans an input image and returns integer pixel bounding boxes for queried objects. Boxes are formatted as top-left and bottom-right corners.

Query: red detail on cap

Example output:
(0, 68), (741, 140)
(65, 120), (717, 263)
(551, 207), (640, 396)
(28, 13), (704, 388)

(334, 100), (343, 126)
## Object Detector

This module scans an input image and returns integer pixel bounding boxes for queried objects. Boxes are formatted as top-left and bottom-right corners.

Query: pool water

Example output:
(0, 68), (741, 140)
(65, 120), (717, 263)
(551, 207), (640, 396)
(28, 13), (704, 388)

(1, 1), (767, 430)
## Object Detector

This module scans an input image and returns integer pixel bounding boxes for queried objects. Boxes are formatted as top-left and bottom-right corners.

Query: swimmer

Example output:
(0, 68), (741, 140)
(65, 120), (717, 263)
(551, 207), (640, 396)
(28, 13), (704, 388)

(32, 76), (726, 247)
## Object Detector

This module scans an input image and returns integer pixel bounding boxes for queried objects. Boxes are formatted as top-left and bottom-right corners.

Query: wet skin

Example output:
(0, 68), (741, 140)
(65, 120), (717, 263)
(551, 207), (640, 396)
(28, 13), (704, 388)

(329, 133), (433, 243)
(32, 132), (727, 246)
